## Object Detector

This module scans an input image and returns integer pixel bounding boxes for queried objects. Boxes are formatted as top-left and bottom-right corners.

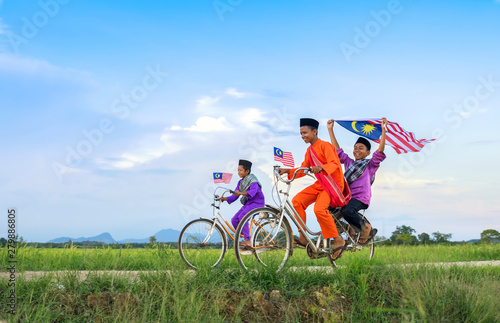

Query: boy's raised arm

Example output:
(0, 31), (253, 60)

(378, 118), (388, 153)
(327, 119), (340, 150)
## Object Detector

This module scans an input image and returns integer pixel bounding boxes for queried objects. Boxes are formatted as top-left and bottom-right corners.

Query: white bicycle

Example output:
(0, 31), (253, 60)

(233, 166), (375, 272)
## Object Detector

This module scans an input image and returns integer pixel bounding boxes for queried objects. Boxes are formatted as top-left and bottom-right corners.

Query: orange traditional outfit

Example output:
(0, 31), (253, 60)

(289, 139), (350, 239)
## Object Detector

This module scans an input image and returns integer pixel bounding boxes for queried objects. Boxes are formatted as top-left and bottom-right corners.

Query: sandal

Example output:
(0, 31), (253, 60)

(331, 241), (347, 261)
(239, 241), (253, 250)
(358, 228), (378, 246)
(293, 238), (308, 249)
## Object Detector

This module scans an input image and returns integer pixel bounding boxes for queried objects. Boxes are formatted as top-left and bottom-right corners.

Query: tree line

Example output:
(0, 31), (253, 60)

(376, 226), (500, 246)
(1, 228), (499, 248)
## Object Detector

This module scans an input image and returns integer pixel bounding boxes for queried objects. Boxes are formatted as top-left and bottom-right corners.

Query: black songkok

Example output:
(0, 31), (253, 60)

(239, 159), (252, 169)
(355, 137), (371, 151)
(299, 118), (319, 129)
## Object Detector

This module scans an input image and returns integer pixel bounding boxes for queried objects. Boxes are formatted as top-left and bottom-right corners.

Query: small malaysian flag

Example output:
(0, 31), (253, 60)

(213, 172), (232, 184)
(274, 147), (294, 167)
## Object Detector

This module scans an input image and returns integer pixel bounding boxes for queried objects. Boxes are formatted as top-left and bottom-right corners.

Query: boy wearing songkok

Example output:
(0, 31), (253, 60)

(219, 159), (265, 248)
(327, 118), (388, 244)
(279, 118), (350, 260)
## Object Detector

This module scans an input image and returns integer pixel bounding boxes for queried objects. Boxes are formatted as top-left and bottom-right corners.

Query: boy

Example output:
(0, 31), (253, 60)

(327, 118), (387, 244)
(219, 159), (265, 248)
(278, 118), (350, 261)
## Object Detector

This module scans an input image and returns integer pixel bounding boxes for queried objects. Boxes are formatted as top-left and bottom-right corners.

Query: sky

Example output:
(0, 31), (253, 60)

(1, 0), (499, 242)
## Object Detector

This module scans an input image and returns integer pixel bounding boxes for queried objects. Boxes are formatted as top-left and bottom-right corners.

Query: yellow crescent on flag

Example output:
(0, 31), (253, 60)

(351, 121), (359, 132)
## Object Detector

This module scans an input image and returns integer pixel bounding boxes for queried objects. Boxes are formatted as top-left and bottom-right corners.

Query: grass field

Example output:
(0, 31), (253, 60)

(1, 243), (499, 322)
(1, 243), (499, 271)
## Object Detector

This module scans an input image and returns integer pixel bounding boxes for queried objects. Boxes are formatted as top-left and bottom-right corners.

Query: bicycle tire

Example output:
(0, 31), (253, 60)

(178, 218), (227, 269)
(234, 207), (292, 272)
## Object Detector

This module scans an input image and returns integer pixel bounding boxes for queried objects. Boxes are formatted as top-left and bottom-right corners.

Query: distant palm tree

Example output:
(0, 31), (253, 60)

(149, 235), (157, 245)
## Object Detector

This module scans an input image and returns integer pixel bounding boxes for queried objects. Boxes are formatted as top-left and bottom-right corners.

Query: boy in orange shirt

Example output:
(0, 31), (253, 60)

(279, 118), (350, 260)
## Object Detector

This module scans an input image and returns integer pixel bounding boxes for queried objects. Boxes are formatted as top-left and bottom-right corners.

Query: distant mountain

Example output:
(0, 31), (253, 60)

(48, 232), (116, 244)
(48, 229), (182, 244)
(153, 229), (181, 242)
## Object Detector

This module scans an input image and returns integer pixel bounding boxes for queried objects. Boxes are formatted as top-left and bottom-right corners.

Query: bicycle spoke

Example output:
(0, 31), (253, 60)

(234, 208), (292, 272)
(178, 219), (227, 269)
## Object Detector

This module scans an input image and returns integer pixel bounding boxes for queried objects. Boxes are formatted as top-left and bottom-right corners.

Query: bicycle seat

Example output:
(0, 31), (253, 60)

(327, 206), (342, 214)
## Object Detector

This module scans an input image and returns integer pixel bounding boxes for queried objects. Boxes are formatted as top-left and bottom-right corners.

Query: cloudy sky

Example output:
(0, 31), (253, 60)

(1, 0), (499, 242)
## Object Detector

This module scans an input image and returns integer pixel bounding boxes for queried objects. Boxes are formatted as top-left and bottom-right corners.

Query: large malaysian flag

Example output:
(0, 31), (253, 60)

(335, 119), (436, 154)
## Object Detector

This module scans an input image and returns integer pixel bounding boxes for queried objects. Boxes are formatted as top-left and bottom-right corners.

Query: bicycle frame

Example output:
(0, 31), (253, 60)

(204, 187), (256, 244)
(272, 167), (331, 255)
(232, 167), (376, 271)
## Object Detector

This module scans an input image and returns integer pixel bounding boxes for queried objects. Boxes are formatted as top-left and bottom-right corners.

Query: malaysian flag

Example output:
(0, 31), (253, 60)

(274, 147), (294, 167)
(213, 172), (232, 184)
(335, 119), (436, 154)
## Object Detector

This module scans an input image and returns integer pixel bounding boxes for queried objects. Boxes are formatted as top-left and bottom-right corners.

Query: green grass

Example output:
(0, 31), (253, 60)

(1, 244), (499, 322)
(1, 243), (498, 271)
(1, 260), (499, 322)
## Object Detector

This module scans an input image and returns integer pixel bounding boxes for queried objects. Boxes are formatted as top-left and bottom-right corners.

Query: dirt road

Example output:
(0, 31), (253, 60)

(1, 260), (499, 281)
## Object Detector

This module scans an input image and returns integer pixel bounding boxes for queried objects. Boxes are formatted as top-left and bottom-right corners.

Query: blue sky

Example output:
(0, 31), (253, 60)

(1, 0), (499, 242)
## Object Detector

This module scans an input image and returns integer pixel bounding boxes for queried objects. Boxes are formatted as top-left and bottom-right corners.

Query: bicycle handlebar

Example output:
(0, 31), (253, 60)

(274, 166), (312, 184)
(213, 188), (234, 203)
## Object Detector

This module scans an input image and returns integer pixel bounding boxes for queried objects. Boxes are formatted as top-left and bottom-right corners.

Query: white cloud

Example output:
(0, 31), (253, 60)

(376, 174), (455, 189)
(0, 53), (96, 86)
(225, 87), (257, 99)
(98, 146), (170, 170)
(160, 133), (184, 154)
(196, 95), (220, 110)
(181, 116), (234, 132)
(0, 18), (7, 35)
(458, 108), (488, 118)
(238, 108), (266, 129)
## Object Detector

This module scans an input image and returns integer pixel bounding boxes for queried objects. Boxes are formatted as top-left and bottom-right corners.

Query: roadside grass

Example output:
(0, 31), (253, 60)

(1, 260), (499, 322)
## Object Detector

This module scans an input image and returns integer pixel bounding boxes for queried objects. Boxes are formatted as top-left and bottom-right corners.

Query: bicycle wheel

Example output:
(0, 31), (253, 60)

(178, 218), (227, 269)
(356, 215), (376, 261)
(234, 207), (292, 272)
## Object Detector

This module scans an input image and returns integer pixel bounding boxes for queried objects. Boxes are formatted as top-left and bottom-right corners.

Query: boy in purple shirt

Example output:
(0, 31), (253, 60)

(327, 118), (387, 244)
(218, 159), (265, 248)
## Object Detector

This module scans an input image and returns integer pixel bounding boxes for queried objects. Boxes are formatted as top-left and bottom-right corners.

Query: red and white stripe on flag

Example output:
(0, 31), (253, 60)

(213, 172), (232, 184)
(274, 147), (295, 167)
(368, 119), (436, 154)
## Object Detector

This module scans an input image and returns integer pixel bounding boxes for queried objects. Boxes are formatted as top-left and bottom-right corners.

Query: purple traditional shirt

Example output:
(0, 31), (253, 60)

(226, 181), (265, 207)
(337, 149), (386, 206)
